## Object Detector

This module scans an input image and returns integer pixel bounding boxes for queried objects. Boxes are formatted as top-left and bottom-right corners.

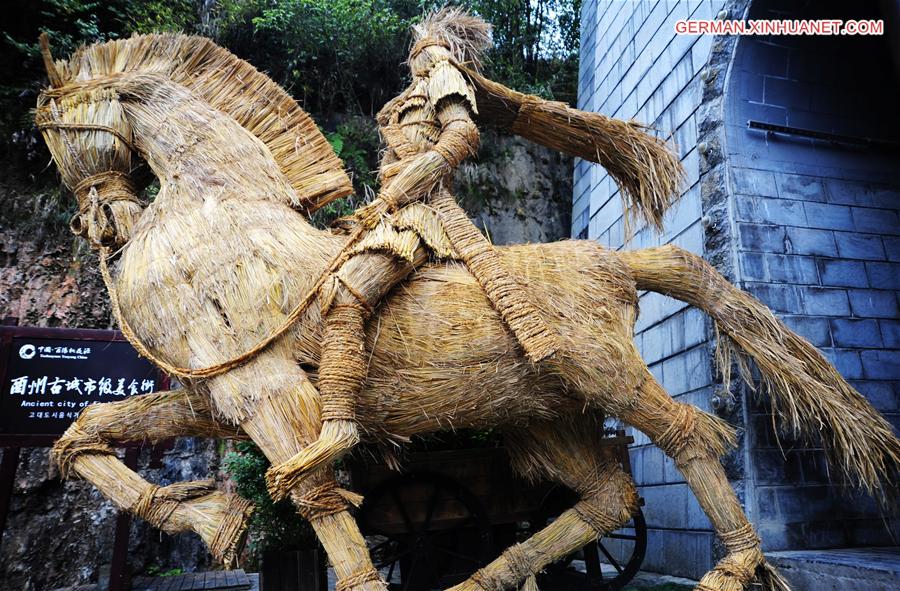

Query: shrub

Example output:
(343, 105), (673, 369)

(222, 441), (319, 565)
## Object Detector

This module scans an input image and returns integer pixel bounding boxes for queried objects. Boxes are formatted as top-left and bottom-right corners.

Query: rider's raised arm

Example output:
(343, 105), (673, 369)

(372, 97), (479, 213)
(460, 65), (685, 231)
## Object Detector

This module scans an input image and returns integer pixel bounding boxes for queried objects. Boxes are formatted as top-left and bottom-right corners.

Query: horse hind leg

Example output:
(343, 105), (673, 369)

(612, 373), (791, 591)
(51, 388), (253, 567)
(447, 414), (640, 591)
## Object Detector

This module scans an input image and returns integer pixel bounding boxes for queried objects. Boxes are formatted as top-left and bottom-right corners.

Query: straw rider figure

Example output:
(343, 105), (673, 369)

(265, 10), (561, 500)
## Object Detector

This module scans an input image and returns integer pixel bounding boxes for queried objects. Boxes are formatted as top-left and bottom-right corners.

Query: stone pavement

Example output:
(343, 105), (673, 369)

(51, 569), (253, 591)
(52, 548), (900, 590)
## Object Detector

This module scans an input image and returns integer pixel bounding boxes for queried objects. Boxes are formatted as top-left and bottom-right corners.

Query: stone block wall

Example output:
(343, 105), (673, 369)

(576, 0), (899, 578)
(574, 0), (730, 579)
(725, 0), (900, 551)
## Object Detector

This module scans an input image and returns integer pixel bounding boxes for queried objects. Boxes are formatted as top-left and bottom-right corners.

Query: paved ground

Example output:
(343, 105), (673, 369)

(56, 546), (900, 590)
(623, 570), (696, 589)
(56, 565), (696, 591)
(319, 561), (696, 590)
(256, 567), (696, 591)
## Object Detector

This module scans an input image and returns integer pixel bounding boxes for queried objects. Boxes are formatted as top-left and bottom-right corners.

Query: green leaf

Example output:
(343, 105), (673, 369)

(326, 131), (344, 156)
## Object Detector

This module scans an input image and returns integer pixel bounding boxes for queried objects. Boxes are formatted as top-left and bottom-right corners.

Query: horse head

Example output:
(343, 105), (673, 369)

(35, 32), (353, 250)
(36, 38), (141, 248)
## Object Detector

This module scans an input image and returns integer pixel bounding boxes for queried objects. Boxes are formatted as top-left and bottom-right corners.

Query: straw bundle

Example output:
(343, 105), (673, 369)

(36, 20), (899, 591)
(411, 7), (492, 71)
(51, 389), (252, 566)
(267, 7), (562, 499)
(38, 32), (351, 213)
(463, 67), (684, 231)
(35, 85), (141, 247)
(621, 245), (900, 501)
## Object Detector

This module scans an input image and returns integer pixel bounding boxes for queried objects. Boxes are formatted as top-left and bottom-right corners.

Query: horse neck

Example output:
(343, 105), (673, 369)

(120, 76), (325, 244)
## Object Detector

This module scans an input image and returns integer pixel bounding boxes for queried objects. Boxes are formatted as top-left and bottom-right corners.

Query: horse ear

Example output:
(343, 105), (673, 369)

(39, 32), (63, 88)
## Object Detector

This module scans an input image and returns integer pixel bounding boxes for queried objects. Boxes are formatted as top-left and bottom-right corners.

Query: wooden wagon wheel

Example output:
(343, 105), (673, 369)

(357, 471), (494, 591)
(531, 488), (647, 591)
(580, 507), (647, 591)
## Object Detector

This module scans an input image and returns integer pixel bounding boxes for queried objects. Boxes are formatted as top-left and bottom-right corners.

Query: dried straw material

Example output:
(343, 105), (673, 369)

(377, 16), (561, 365)
(36, 13), (900, 590)
(453, 414), (640, 591)
(390, 202), (455, 258)
(410, 8), (492, 71)
(270, 11), (559, 492)
(38, 32), (351, 213)
(334, 567), (383, 591)
(51, 389), (252, 567)
(460, 66), (684, 232)
(293, 481), (363, 522)
(621, 245), (900, 500)
(132, 479), (217, 529)
(35, 87), (141, 248)
(430, 187), (560, 362)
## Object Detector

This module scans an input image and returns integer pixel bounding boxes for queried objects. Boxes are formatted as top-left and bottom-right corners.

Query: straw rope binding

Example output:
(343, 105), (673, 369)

(33, 12), (899, 590)
(131, 479), (217, 531)
(96, 220), (372, 380)
(335, 567), (384, 591)
(52, 424), (115, 479)
(430, 187), (560, 363)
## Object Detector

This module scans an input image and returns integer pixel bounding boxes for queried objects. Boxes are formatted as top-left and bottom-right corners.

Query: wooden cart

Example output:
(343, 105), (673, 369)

(350, 430), (647, 591)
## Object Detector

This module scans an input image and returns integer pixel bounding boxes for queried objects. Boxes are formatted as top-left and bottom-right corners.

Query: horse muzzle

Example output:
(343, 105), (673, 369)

(71, 171), (144, 248)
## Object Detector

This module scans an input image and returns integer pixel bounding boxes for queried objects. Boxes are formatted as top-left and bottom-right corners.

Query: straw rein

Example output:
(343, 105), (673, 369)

(98, 221), (373, 380)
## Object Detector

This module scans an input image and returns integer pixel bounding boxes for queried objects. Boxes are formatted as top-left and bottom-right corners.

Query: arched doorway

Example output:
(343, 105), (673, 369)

(725, 0), (900, 552)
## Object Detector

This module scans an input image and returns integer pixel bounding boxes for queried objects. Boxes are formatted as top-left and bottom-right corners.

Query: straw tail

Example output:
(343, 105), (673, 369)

(620, 245), (900, 502)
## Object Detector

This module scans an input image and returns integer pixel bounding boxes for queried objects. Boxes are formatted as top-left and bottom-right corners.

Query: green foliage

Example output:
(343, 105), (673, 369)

(0, 180), (77, 243)
(216, 0), (581, 113)
(4, 1), (198, 73)
(113, 0), (199, 34)
(222, 441), (319, 561)
(312, 116), (381, 228)
(0, 0), (580, 244)
(145, 565), (185, 577)
(0, 1), (203, 200)
(461, 0), (582, 102)
(217, 0), (421, 115)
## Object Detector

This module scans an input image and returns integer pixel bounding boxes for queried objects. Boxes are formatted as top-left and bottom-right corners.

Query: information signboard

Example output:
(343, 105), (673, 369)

(0, 326), (161, 440)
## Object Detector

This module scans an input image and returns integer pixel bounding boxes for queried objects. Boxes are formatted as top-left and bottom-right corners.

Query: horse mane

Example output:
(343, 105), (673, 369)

(49, 33), (352, 214)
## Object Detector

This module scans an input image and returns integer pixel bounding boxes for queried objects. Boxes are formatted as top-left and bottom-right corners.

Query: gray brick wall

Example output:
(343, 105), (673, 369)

(725, 0), (900, 551)
(577, 0), (899, 578)
(574, 0), (728, 579)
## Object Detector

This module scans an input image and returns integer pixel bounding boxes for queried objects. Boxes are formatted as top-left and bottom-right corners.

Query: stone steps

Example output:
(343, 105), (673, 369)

(766, 546), (900, 591)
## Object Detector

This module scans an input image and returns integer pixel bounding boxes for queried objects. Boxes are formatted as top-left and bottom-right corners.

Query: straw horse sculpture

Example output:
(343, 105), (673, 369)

(37, 25), (898, 591)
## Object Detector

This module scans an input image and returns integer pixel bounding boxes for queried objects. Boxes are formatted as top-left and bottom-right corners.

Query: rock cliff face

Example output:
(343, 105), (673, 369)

(0, 187), (220, 590)
(457, 129), (572, 246)
(0, 129), (571, 590)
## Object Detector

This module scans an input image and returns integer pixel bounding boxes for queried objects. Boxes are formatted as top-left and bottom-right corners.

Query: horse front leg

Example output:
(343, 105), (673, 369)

(51, 388), (253, 566)
(211, 351), (386, 591)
